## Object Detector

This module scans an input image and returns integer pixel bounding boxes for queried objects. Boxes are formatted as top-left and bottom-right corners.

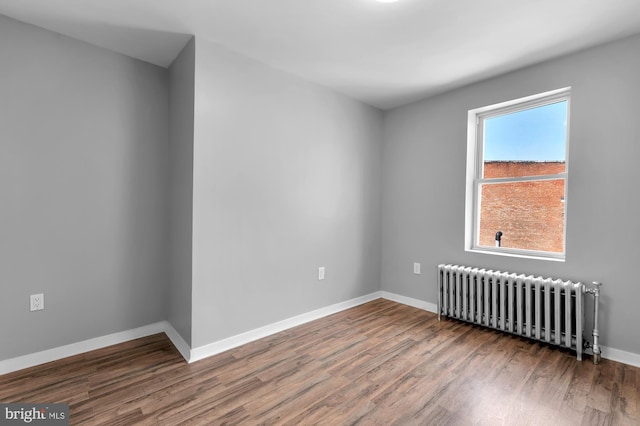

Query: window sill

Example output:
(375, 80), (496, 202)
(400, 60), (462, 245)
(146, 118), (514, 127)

(467, 246), (565, 262)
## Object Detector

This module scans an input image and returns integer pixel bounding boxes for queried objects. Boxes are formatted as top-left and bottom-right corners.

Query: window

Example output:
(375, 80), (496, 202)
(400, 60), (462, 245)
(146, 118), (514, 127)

(465, 88), (570, 261)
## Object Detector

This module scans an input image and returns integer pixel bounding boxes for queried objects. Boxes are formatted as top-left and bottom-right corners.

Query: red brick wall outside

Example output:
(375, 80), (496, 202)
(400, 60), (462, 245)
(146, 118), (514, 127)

(479, 162), (565, 253)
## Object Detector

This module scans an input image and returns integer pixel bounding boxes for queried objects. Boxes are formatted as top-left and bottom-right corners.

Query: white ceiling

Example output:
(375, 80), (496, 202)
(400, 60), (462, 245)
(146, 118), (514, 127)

(2, 0), (640, 110)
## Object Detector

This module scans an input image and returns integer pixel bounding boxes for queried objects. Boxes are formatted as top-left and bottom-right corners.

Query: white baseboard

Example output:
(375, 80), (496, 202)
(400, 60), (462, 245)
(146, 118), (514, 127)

(160, 321), (192, 362)
(3, 292), (639, 375)
(381, 291), (438, 313)
(0, 322), (168, 376)
(189, 292), (382, 363)
(0, 294), (382, 375)
(601, 345), (640, 368)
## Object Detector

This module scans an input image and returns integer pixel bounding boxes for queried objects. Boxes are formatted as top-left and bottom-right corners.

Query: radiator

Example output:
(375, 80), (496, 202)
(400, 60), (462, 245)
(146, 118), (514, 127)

(437, 264), (602, 363)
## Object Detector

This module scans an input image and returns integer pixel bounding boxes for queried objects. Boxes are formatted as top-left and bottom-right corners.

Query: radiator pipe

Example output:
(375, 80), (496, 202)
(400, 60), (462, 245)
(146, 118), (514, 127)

(591, 282), (602, 364)
(584, 282), (602, 364)
(495, 231), (503, 247)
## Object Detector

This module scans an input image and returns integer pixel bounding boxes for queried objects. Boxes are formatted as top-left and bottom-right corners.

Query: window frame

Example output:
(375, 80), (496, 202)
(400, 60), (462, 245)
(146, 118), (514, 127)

(464, 87), (571, 261)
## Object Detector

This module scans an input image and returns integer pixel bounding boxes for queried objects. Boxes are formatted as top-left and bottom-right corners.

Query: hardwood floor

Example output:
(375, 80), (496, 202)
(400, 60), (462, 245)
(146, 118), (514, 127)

(1, 299), (638, 425)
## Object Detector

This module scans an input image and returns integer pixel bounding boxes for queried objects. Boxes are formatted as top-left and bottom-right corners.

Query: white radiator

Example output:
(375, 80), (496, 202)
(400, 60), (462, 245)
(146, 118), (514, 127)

(437, 264), (602, 363)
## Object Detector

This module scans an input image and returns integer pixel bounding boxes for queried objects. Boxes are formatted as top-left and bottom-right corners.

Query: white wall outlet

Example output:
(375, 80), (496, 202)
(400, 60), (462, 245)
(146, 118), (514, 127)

(318, 267), (325, 280)
(30, 293), (44, 311)
(413, 262), (421, 275)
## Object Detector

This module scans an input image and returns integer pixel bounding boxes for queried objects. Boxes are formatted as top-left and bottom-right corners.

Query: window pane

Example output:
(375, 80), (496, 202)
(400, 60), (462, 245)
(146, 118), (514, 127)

(478, 179), (565, 253)
(483, 101), (567, 178)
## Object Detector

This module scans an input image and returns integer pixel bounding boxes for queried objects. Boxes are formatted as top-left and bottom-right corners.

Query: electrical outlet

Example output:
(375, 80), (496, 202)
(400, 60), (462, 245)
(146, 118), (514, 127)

(318, 267), (325, 280)
(30, 293), (44, 311)
(413, 262), (421, 274)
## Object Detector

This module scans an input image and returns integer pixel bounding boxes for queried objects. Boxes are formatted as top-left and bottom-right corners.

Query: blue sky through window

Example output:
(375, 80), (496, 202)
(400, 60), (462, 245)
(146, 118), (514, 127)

(484, 100), (567, 162)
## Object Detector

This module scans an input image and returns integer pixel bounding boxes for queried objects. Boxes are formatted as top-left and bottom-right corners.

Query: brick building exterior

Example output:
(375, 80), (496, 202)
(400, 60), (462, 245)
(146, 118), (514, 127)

(479, 161), (565, 253)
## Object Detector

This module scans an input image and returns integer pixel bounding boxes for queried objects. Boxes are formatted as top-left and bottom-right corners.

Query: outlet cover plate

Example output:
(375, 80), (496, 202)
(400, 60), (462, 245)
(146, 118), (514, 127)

(30, 293), (44, 311)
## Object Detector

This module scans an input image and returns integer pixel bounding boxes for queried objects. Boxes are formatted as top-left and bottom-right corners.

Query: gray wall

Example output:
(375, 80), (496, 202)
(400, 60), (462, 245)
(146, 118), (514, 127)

(168, 37), (195, 346)
(190, 40), (383, 348)
(0, 15), (170, 360)
(381, 34), (640, 355)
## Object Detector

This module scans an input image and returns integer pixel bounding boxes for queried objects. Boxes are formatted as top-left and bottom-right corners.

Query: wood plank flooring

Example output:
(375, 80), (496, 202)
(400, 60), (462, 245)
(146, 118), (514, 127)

(1, 299), (639, 425)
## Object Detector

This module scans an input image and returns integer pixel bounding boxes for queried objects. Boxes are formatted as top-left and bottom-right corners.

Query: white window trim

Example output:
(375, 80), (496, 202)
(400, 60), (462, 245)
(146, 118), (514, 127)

(464, 87), (571, 262)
